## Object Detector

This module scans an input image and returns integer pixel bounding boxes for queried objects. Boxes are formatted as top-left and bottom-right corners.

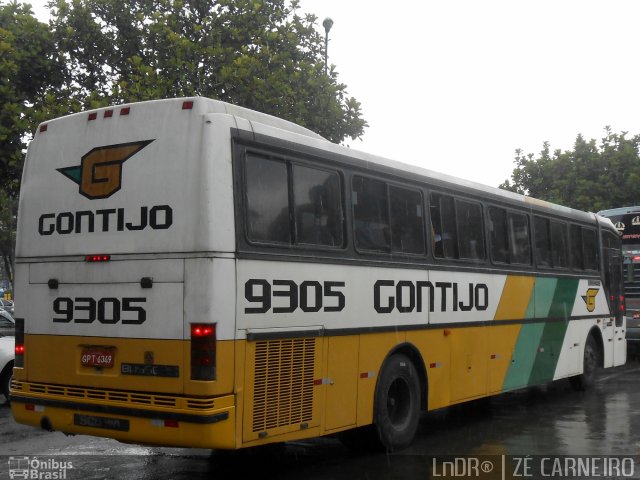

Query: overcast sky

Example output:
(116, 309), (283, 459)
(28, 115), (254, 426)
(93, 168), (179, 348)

(25, 0), (640, 188)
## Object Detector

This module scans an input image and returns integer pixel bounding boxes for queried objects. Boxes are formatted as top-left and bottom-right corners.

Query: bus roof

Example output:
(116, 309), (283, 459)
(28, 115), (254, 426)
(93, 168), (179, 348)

(597, 206), (640, 217)
(34, 96), (599, 226)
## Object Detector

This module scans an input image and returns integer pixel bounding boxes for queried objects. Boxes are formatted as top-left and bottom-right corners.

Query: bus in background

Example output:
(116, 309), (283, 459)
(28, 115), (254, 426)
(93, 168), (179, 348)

(598, 206), (640, 356)
(11, 97), (625, 452)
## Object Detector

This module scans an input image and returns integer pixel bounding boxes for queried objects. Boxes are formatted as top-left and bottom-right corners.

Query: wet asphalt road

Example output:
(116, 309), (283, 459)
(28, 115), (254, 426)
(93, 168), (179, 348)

(1, 360), (640, 480)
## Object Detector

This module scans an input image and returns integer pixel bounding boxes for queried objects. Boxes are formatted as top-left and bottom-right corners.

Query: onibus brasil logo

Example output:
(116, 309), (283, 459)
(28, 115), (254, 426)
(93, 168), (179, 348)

(8, 456), (73, 479)
(57, 140), (153, 199)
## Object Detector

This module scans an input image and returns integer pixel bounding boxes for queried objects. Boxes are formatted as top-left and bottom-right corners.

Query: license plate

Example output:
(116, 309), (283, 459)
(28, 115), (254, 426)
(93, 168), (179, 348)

(81, 347), (115, 368)
(74, 414), (129, 431)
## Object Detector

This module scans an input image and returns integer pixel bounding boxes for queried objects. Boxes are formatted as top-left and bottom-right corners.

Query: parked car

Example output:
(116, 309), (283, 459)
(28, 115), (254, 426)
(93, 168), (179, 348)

(0, 298), (14, 315)
(0, 335), (14, 403)
(0, 309), (14, 336)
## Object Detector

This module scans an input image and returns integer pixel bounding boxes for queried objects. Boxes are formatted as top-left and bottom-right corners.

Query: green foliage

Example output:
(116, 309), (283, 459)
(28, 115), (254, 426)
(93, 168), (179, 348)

(499, 127), (640, 212)
(0, 1), (63, 195)
(48, 0), (367, 143)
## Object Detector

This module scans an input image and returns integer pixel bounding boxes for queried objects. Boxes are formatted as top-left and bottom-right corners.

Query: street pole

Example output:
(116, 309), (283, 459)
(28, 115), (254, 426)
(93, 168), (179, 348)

(323, 17), (333, 76)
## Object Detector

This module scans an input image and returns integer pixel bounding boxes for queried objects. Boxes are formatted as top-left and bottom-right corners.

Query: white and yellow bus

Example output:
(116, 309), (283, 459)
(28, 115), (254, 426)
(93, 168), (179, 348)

(11, 98), (626, 451)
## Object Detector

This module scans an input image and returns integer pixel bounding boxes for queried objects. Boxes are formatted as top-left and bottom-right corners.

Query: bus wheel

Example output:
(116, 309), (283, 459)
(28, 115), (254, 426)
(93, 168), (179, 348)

(373, 353), (421, 451)
(570, 335), (600, 391)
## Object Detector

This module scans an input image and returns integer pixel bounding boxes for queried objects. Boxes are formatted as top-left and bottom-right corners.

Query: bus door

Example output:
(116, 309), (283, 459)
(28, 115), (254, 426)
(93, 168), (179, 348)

(604, 248), (626, 366)
(609, 252), (627, 365)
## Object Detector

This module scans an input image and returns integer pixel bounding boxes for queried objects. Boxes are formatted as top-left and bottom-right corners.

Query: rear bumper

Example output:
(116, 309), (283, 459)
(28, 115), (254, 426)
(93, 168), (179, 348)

(10, 380), (236, 449)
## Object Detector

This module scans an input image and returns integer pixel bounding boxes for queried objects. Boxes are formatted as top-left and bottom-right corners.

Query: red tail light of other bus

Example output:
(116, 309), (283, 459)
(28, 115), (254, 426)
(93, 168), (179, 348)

(190, 323), (216, 380)
(15, 317), (24, 367)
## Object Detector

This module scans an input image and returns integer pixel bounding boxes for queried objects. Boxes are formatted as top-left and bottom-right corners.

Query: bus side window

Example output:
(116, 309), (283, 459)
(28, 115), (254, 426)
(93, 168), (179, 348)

(430, 193), (458, 259)
(570, 224), (583, 269)
(389, 186), (425, 255)
(353, 176), (390, 252)
(534, 216), (552, 267)
(508, 212), (531, 265)
(583, 229), (598, 271)
(245, 154), (291, 244)
(456, 199), (485, 260)
(293, 165), (343, 247)
(489, 207), (509, 263)
(550, 220), (569, 268)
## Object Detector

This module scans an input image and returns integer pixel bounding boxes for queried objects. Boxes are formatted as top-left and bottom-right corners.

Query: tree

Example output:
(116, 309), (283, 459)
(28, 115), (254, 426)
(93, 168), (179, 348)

(0, 2), (64, 289)
(48, 0), (367, 143)
(499, 128), (640, 212)
(0, 1), (63, 196)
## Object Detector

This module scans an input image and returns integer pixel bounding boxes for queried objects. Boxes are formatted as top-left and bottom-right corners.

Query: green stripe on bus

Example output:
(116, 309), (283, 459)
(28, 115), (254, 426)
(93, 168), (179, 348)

(533, 278), (557, 318)
(527, 279), (578, 384)
(528, 320), (569, 385)
(548, 278), (580, 319)
(502, 322), (545, 391)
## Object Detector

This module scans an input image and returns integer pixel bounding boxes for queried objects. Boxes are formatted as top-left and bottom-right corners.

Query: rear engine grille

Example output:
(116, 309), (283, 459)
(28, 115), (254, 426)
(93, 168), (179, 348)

(252, 338), (315, 432)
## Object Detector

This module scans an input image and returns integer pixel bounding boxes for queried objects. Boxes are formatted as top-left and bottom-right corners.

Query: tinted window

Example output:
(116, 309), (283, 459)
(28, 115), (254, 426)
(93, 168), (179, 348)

(489, 207), (508, 263)
(509, 212), (531, 265)
(293, 165), (343, 247)
(390, 186), (425, 255)
(245, 155), (290, 243)
(456, 199), (485, 260)
(431, 194), (484, 261)
(583, 229), (598, 271)
(353, 176), (390, 251)
(245, 154), (344, 248)
(550, 221), (569, 268)
(534, 216), (552, 267)
(570, 224), (583, 269)
(431, 193), (458, 258)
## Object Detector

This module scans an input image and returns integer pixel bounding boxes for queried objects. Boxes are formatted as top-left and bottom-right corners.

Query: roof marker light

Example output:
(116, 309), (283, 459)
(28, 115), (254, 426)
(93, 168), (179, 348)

(104, 109), (113, 118)
(88, 112), (98, 121)
(120, 107), (130, 116)
(85, 254), (111, 263)
(39, 124), (48, 133)
(182, 101), (194, 110)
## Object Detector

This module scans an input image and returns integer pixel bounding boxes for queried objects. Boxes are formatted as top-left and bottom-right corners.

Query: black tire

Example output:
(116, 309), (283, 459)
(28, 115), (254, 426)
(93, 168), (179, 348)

(570, 335), (600, 391)
(373, 353), (421, 451)
(1, 360), (13, 404)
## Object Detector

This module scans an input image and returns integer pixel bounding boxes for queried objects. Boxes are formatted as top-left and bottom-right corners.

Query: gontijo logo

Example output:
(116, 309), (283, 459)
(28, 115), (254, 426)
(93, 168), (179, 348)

(38, 138), (172, 236)
(582, 288), (599, 313)
(57, 140), (153, 199)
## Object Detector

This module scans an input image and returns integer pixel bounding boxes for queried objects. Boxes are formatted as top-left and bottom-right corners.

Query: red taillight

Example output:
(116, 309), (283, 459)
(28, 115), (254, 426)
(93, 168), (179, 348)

(85, 254), (111, 262)
(15, 318), (24, 367)
(191, 325), (214, 337)
(190, 323), (216, 380)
